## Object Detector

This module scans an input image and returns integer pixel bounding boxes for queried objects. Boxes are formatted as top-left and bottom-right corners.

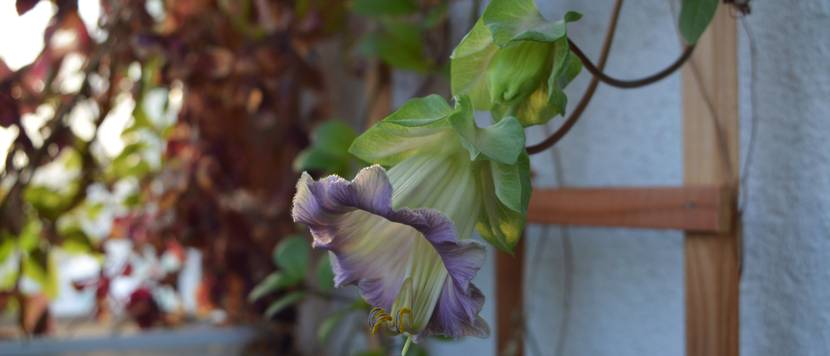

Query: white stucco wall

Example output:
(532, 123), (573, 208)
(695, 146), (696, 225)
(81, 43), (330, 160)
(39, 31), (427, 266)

(739, 1), (830, 355)
(419, 0), (830, 355)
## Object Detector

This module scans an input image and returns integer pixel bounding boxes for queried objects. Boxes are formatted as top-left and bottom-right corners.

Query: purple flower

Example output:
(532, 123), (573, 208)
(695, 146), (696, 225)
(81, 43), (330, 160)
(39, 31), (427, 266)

(292, 165), (489, 339)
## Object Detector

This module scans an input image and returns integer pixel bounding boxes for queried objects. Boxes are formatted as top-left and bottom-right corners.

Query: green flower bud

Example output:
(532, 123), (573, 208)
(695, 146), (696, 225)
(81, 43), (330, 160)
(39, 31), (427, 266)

(486, 41), (553, 105)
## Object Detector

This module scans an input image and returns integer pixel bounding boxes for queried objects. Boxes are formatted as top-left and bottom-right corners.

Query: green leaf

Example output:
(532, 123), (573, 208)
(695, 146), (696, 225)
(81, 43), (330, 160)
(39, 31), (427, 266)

(106, 142), (151, 182)
(0, 234), (15, 262)
(423, 3), (448, 28)
(450, 19), (498, 110)
(274, 235), (310, 280)
(358, 23), (431, 72)
(312, 121), (356, 154)
(482, 0), (579, 46)
(473, 153), (531, 252)
(59, 224), (93, 255)
(293, 148), (349, 175)
(122, 105), (155, 137)
(317, 309), (348, 343)
(22, 248), (58, 298)
(679, 0), (718, 44)
(448, 97), (525, 164)
(294, 120), (357, 176)
(352, 0), (417, 17)
(315, 255), (335, 292)
(265, 291), (306, 318)
(17, 219), (42, 253)
(25, 186), (67, 221)
(248, 272), (298, 302)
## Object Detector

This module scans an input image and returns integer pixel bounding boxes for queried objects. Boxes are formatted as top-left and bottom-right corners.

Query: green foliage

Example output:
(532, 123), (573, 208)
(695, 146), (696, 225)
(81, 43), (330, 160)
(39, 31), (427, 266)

(251, 235), (339, 321)
(273, 235), (310, 279)
(352, 0), (418, 17)
(450, 0), (582, 127)
(25, 186), (68, 222)
(315, 255), (335, 292)
(58, 224), (94, 255)
(353, 0), (446, 73)
(0, 235), (15, 263)
(294, 120), (358, 177)
(679, 0), (719, 44)
(248, 272), (297, 302)
(22, 247), (58, 298)
(249, 235), (310, 303)
(264, 291), (306, 318)
(358, 22), (432, 73)
(316, 309), (348, 343)
(105, 142), (151, 183)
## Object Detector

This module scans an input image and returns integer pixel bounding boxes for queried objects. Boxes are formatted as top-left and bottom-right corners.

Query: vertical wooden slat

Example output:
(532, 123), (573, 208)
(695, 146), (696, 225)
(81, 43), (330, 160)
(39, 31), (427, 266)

(496, 239), (524, 356)
(683, 5), (740, 356)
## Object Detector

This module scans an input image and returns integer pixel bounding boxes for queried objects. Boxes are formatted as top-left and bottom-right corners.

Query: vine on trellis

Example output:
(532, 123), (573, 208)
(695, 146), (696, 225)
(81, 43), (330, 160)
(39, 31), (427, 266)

(276, 0), (734, 354)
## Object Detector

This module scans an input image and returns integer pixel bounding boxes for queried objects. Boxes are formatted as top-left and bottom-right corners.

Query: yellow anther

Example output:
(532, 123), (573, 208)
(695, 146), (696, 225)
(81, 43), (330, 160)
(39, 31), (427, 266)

(372, 311), (391, 324)
(397, 308), (412, 332)
(371, 315), (392, 335)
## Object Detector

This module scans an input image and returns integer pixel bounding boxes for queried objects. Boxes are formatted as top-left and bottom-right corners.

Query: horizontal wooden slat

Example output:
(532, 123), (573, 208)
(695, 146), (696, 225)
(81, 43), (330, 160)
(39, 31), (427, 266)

(527, 185), (734, 233)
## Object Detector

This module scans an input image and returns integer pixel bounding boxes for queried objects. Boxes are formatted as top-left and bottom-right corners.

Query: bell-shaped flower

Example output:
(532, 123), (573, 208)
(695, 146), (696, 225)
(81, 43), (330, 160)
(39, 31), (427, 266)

(292, 94), (531, 341)
(293, 165), (488, 340)
(451, 0), (582, 126)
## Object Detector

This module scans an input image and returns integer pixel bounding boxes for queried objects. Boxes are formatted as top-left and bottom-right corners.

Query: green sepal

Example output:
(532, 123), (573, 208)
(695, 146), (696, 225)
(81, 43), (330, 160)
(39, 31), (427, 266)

(448, 96), (525, 165)
(450, 19), (498, 110)
(383, 94), (453, 126)
(349, 95), (457, 166)
(486, 41), (553, 105)
(473, 152), (531, 253)
(497, 38), (582, 127)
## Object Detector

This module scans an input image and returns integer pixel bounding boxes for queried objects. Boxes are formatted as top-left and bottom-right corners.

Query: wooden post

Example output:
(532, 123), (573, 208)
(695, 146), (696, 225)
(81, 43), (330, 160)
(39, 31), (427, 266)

(682, 5), (740, 356)
(496, 239), (524, 356)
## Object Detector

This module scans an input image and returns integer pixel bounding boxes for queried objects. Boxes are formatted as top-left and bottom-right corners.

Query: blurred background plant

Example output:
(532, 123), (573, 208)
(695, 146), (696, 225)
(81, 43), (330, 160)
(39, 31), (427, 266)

(0, 0), (451, 354)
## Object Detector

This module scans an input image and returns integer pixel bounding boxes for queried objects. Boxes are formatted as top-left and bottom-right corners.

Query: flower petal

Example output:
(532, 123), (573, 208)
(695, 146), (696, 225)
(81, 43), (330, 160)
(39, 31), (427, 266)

(291, 166), (488, 337)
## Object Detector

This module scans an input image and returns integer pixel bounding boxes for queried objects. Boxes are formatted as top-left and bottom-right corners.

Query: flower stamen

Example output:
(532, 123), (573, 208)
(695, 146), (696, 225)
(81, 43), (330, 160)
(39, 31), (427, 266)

(397, 308), (412, 333)
(369, 306), (394, 335)
(368, 306), (416, 335)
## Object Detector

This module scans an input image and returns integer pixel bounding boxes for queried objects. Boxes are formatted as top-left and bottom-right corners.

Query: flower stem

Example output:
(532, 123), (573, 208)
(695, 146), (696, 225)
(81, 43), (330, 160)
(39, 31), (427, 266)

(401, 335), (414, 356)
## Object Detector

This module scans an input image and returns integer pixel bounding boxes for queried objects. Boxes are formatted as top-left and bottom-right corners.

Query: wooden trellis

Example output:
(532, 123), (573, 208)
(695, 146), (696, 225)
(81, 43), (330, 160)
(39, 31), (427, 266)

(495, 5), (740, 356)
